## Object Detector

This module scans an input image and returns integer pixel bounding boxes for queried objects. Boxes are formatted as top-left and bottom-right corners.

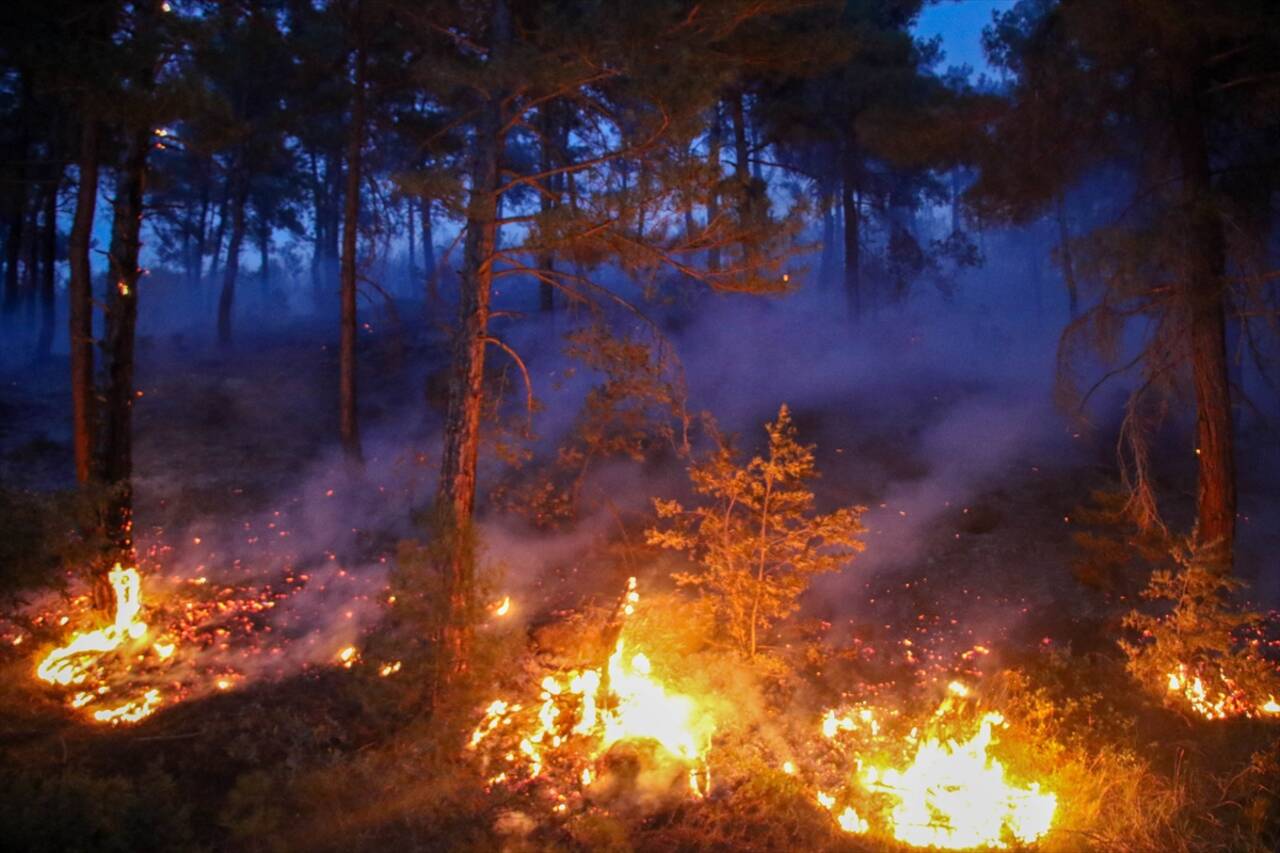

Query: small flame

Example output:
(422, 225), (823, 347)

(494, 596), (511, 617)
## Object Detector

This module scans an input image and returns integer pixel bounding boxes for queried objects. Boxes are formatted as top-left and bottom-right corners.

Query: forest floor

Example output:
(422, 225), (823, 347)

(1, 313), (1278, 851)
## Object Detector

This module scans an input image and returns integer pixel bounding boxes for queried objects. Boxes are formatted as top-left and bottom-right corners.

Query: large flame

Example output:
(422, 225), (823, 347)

(859, 712), (1056, 849)
(815, 686), (1056, 849)
(34, 564), (168, 724)
(469, 578), (714, 798)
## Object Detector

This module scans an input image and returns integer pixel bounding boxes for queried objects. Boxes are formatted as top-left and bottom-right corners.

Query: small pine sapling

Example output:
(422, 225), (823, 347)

(647, 405), (864, 658)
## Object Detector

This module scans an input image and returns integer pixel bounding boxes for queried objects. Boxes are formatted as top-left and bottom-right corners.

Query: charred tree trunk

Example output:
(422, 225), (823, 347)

(101, 127), (150, 556)
(841, 143), (861, 323)
(339, 12), (366, 463)
(69, 119), (99, 485)
(1175, 71), (1235, 570)
(36, 164), (61, 361)
(436, 0), (508, 675)
(216, 171), (248, 346)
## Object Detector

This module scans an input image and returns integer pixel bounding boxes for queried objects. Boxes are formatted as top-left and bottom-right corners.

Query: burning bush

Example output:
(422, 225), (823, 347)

(1122, 543), (1280, 720)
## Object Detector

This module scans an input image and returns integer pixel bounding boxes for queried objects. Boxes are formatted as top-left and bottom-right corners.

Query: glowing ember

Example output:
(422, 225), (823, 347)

(469, 578), (714, 799)
(1165, 664), (1280, 720)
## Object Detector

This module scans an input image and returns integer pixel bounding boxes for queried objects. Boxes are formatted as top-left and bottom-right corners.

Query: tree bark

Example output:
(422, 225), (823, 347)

(436, 0), (508, 674)
(102, 127), (150, 555)
(841, 143), (861, 322)
(216, 171), (248, 346)
(339, 11), (366, 463)
(69, 119), (99, 485)
(1174, 70), (1235, 570)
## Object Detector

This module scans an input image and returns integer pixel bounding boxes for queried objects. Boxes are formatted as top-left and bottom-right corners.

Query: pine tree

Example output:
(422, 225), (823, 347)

(648, 405), (865, 658)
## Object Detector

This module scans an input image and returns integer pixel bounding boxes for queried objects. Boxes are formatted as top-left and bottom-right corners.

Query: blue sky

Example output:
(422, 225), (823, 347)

(913, 0), (1019, 76)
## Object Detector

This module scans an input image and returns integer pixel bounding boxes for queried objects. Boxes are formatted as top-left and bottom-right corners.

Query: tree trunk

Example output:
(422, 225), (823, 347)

(421, 195), (437, 308)
(819, 189), (835, 289)
(69, 119), (99, 485)
(339, 16), (366, 463)
(537, 105), (556, 312)
(191, 164), (210, 289)
(436, 0), (508, 675)
(706, 103), (721, 273)
(216, 172), (248, 346)
(37, 165), (62, 361)
(102, 127), (150, 556)
(258, 218), (270, 286)
(841, 143), (861, 322)
(3, 151), (27, 315)
(1054, 193), (1079, 319)
(406, 194), (416, 286)
(1175, 72), (1235, 569)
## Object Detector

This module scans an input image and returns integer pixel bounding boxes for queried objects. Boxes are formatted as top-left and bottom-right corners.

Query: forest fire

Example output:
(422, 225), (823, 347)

(1166, 664), (1280, 720)
(468, 578), (714, 799)
(814, 685), (1057, 849)
(34, 564), (169, 724)
(21, 554), (387, 725)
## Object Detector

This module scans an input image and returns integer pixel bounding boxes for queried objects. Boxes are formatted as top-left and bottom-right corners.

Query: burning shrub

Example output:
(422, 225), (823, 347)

(647, 405), (864, 658)
(1121, 543), (1280, 720)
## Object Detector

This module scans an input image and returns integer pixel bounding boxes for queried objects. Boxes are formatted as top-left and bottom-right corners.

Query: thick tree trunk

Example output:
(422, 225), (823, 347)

(102, 128), (150, 556)
(37, 166), (62, 361)
(841, 143), (861, 322)
(216, 173), (248, 346)
(339, 23), (366, 463)
(69, 119), (99, 485)
(1175, 74), (1235, 569)
(436, 0), (508, 674)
